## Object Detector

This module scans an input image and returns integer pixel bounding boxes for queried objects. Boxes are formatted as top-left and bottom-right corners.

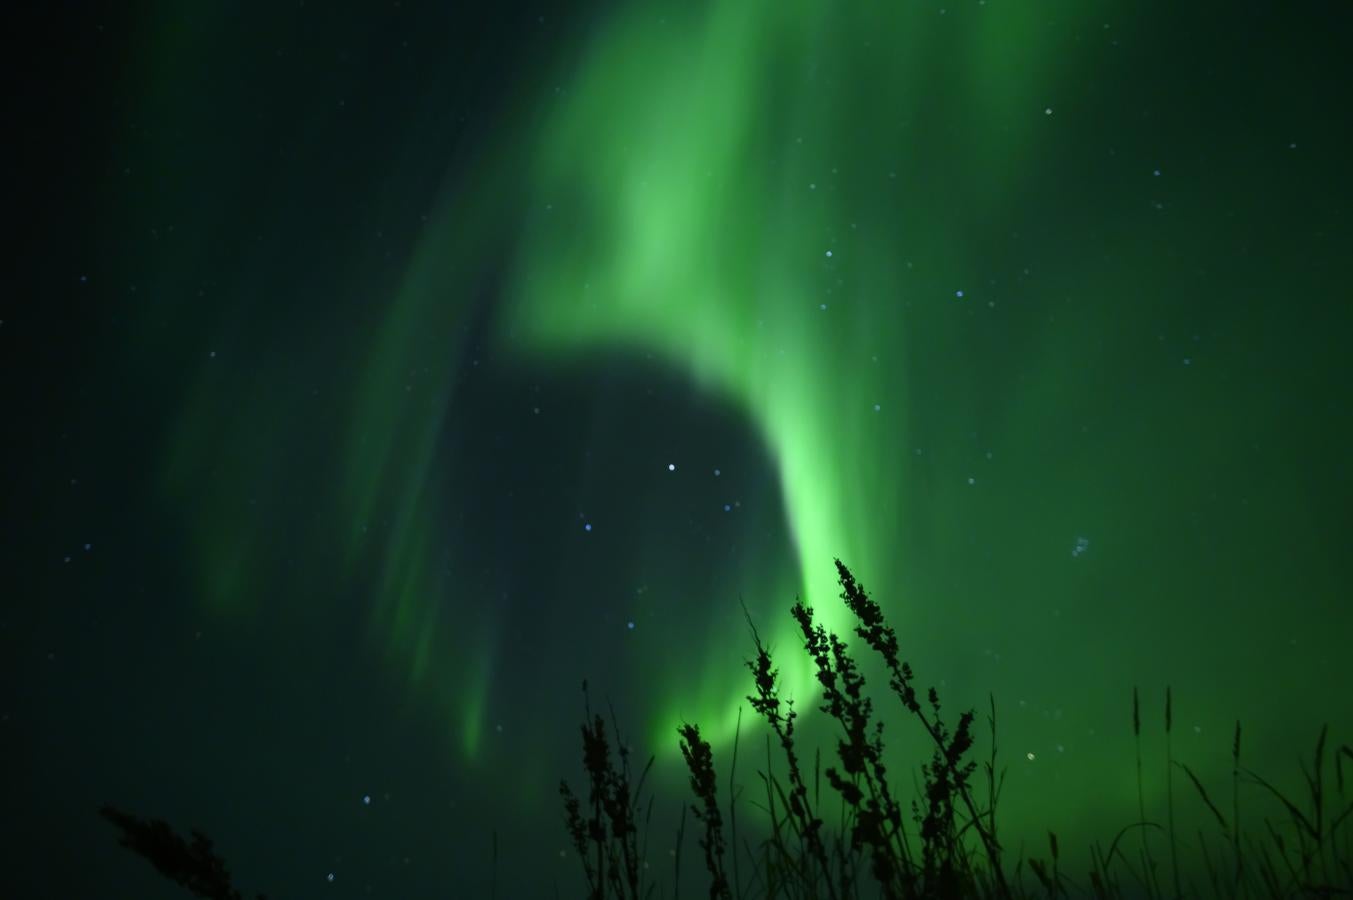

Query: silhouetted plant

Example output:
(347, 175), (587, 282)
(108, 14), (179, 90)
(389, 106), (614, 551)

(99, 804), (267, 900)
(679, 722), (733, 900)
(562, 558), (1353, 899)
(744, 600), (839, 900)
(560, 679), (657, 900)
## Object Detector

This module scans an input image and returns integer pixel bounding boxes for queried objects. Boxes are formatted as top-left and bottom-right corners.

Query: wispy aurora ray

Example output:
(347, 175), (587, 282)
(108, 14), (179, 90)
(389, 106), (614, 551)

(498, 0), (1097, 758)
(123, 0), (1351, 869)
(341, 0), (1102, 760)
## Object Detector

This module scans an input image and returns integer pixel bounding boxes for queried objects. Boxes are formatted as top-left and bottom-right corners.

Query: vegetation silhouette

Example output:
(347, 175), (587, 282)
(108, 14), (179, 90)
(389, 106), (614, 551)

(559, 558), (1353, 899)
(98, 804), (267, 900)
(94, 558), (1351, 899)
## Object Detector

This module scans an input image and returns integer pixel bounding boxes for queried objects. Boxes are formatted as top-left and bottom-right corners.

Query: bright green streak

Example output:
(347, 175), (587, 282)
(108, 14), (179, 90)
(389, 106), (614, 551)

(493, 0), (1080, 755)
(332, 0), (1125, 803)
(149, 0), (1352, 858)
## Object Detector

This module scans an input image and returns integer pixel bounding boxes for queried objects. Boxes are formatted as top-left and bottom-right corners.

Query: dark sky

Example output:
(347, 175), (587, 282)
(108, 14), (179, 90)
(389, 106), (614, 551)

(6, 2), (1352, 898)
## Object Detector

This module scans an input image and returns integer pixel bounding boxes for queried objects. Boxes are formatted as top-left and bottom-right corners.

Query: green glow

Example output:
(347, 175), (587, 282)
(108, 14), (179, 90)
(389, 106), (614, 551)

(460, 661), (489, 761)
(493, 0), (1098, 757)
(139, 0), (1352, 863)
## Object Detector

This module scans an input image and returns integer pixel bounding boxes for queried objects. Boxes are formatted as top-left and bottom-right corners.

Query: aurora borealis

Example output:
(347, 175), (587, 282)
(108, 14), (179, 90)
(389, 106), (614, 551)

(7, 1), (1352, 897)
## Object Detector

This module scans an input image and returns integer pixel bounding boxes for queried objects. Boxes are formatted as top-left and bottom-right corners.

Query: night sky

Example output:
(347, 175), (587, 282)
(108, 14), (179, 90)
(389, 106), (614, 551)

(6, 2), (1351, 898)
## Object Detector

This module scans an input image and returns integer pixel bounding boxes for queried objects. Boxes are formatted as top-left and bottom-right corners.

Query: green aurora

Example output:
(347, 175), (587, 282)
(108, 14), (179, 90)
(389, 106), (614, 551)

(111, 0), (1352, 876)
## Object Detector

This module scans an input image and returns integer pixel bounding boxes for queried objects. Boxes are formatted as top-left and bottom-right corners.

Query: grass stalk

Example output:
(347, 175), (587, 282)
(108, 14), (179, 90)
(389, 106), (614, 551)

(546, 559), (1353, 900)
(1167, 686), (1181, 900)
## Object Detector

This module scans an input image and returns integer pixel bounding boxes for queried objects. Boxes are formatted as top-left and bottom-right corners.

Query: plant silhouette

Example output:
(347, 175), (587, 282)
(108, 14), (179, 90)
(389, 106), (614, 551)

(560, 558), (1353, 899)
(99, 804), (268, 900)
(92, 558), (1353, 899)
